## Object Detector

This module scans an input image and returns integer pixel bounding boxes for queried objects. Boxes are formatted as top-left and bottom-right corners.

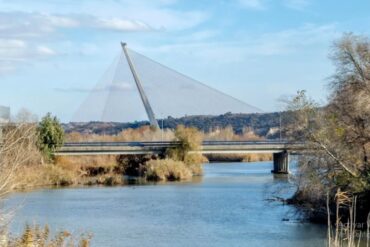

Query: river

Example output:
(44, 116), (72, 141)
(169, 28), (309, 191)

(7, 162), (327, 246)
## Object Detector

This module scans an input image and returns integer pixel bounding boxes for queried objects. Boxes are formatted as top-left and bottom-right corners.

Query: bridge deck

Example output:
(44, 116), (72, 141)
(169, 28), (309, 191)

(55, 141), (305, 156)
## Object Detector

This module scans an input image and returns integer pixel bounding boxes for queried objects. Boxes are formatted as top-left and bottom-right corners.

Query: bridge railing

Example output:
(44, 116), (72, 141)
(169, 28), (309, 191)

(62, 140), (301, 147)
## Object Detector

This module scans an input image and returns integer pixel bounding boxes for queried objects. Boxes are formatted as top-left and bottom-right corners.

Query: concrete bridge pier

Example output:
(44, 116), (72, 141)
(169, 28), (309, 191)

(272, 150), (289, 174)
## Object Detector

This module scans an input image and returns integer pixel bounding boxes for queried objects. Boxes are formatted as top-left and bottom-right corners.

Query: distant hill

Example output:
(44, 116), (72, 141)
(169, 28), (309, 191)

(63, 111), (293, 139)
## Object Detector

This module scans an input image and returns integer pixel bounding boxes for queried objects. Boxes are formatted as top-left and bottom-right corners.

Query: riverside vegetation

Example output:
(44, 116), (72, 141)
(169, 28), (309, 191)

(0, 117), (212, 246)
(283, 34), (370, 246)
(0, 123), (91, 246)
(7, 114), (271, 190)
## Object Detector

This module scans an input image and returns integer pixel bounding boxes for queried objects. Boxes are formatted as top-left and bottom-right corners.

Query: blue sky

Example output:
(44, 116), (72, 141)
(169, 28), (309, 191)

(0, 0), (369, 122)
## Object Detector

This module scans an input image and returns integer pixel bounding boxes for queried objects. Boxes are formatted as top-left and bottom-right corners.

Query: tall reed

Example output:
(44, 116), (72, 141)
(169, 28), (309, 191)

(327, 190), (369, 247)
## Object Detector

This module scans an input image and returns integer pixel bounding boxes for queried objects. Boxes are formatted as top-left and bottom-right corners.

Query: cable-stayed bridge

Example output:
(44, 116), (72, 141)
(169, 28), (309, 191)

(72, 43), (261, 124)
(62, 43), (300, 174)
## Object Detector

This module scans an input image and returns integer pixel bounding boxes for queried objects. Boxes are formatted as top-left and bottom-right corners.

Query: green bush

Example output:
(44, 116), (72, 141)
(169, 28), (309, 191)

(36, 113), (64, 161)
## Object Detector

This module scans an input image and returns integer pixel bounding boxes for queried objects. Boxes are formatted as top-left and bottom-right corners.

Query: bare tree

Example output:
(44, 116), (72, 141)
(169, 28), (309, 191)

(286, 34), (370, 222)
(12, 108), (38, 123)
(0, 123), (91, 246)
(329, 33), (370, 172)
(0, 124), (38, 239)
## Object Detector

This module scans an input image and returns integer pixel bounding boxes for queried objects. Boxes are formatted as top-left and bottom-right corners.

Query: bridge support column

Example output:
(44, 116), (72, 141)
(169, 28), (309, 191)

(272, 151), (289, 174)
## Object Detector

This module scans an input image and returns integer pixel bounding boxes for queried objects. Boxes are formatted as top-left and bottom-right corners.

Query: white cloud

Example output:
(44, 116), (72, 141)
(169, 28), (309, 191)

(238, 0), (265, 10)
(44, 14), (80, 28)
(283, 0), (310, 10)
(140, 23), (338, 64)
(141, 10), (206, 30)
(0, 12), (154, 38)
(0, 37), (57, 74)
(0, 39), (25, 49)
(237, 0), (311, 11)
(0, 11), (159, 74)
(0, 39), (27, 61)
(95, 18), (151, 32)
(0, 5), (209, 75)
(36, 46), (57, 56)
(0, 0), (208, 31)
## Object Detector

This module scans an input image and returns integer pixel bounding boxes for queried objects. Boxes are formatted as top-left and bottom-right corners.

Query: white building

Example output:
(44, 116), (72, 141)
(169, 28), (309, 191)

(0, 105), (10, 140)
(0, 105), (10, 123)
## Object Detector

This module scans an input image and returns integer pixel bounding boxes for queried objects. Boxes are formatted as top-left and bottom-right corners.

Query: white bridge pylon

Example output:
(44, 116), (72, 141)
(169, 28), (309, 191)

(121, 43), (159, 128)
(72, 43), (262, 124)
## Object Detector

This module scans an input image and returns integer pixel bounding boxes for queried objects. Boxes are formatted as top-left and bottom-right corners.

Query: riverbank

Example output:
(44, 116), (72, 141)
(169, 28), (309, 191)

(14, 153), (273, 191)
(15, 156), (124, 190)
(14, 154), (205, 190)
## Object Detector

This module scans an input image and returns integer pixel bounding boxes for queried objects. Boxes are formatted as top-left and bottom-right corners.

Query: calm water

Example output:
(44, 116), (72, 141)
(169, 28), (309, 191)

(7, 162), (327, 247)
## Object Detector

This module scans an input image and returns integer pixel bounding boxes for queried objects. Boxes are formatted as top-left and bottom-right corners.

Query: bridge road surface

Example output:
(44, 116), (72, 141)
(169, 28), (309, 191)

(55, 141), (305, 156)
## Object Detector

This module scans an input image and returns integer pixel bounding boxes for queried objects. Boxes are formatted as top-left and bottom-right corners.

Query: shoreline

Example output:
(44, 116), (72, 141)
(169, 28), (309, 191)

(13, 158), (273, 193)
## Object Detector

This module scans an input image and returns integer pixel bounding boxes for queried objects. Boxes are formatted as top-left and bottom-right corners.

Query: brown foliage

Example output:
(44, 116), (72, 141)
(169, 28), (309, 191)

(206, 153), (272, 162)
(145, 159), (192, 181)
(242, 153), (272, 162)
(7, 224), (91, 247)
(287, 34), (370, 223)
(166, 125), (204, 161)
(204, 126), (263, 141)
(117, 154), (156, 177)
(13, 155), (123, 190)
(66, 126), (174, 142)
(0, 124), (42, 197)
(66, 125), (263, 143)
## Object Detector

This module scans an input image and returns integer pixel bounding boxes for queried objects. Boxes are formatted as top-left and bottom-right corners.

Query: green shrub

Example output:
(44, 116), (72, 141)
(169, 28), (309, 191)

(36, 113), (64, 161)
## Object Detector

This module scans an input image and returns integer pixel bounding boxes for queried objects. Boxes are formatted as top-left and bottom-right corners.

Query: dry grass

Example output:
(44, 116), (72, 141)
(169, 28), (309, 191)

(66, 125), (264, 142)
(14, 164), (75, 189)
(145, 159), (192, 181)
(204, 126), (263, 141)
(163, 125), (207, 177)
(0, 124), (40, 194)
(0, 125), (94, 246)
(0, 124), (41, 235)
(134, 125), (209, 181)
(54, 155), (120, 186)
(242, 153), (272, 162)
(7, 224), (91, 247)
(206, 153), (272, 162)
(183, 154), (207, 175)
(13, 155), (121, 189)
(66, 126), (175, 142)
(55, 155), (118, 173)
